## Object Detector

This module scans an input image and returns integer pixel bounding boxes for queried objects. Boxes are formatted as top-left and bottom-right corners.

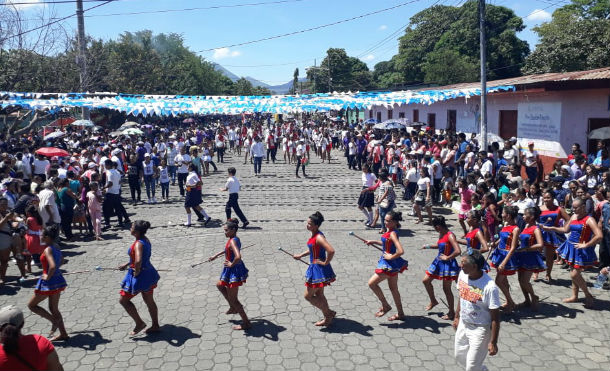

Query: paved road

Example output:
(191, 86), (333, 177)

(3, 150), (609, 370)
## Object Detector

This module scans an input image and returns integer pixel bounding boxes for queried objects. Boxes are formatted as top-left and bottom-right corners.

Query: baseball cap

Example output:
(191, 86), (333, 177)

(0, 305), (24, 327)
(144, 153), (151, 157)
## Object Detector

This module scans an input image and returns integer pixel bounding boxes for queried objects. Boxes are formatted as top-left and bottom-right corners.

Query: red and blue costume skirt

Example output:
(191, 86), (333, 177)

(219, 261), (249, 288)
(304, 263), (336, 288)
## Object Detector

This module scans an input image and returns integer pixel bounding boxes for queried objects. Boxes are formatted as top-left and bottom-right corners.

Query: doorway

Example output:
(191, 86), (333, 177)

(499, 110), (518, 140)
(427, 113), (436, 129)
(447, 110), (456, 132)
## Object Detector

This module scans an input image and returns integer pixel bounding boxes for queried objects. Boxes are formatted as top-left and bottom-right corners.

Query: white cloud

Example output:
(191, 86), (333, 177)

(5, 0), (44, 10)
(526, 9), (552, 23)
(362, 54), (375, 61)
(212, 48), (241, 60)
(378, 25), (387, 31)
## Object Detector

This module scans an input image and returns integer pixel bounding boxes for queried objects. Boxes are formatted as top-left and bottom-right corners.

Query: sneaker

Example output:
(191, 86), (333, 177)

(183, 223), (191, 227)
(152, 197), (157, 204)
(242, 221), (249, 229)
(18, 277), (26, 284)
(204, 217), (211, 226)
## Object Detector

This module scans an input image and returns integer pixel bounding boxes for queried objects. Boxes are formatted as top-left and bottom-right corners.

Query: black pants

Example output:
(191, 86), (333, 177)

(355, 153), (365, 170)
(103, 193), (129, 226)
(271, 147), (277, 163)
(600, 230), (610, 269)
(128, 175), (141, 202)
(296, 156), (306, 176)
(348, 155), (356, 169)
(217, 147), (225, 163)
(177, 172), (188, 196)
(59, 206), (74, 239)
(209, 160), (218, 171)
(226, 193), (247, 223)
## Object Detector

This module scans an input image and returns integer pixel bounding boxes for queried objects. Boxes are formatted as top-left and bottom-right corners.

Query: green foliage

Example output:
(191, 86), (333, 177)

(305, 48), (373, 93)
(231, 78), (272, 96)
(375, 1), (529, 86)
(0, 30), (238, 95)
(523, 0), (610, 74)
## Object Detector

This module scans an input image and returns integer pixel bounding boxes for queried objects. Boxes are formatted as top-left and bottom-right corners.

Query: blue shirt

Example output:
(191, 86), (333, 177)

(601, 202), (610, 232)
(455, 141), (468, 162)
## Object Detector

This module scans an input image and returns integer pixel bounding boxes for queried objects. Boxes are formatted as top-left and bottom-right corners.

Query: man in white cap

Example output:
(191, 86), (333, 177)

(0, 305), (63, 370)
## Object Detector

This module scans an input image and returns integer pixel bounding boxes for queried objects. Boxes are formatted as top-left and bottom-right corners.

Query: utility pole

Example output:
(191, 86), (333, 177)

(76, 0), (90, 120)
(479, 0), (487, 150)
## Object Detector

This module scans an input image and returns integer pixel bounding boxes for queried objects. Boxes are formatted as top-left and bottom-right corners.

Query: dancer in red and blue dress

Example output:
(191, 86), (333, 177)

(537, 191), (570, 282)
(456, 210), (490, 272)
(364, 211), (408, 321)
(515, 207), (545, 310)
(543, 198), (603, 309)
(119, 220), (161, 335)
(27, 225), (69, 342)
(209, 219), (251, 330)
(293, 211), (337, 326)
(422, 216), (461, 320)
(489, 206), (521, 313)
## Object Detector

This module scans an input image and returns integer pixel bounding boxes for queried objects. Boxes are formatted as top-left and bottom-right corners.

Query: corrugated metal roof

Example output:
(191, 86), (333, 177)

(429, 66), (610, 91)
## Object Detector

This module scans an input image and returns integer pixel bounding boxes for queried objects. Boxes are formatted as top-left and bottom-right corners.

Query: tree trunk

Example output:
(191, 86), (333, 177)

(14, 111), (49, 136)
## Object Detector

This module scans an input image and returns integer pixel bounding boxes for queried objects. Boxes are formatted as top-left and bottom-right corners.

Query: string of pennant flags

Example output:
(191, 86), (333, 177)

(0, 85), (515, 116)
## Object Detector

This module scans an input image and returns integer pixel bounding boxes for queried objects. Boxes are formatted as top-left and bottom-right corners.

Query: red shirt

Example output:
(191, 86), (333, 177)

(0, 334), (54, 370)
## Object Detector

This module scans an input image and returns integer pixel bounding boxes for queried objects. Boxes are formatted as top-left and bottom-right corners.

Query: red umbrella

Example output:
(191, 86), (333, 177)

(35, 147), (70, 157)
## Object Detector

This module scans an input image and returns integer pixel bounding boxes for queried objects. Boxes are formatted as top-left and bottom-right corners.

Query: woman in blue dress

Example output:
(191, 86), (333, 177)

(489, 206), (521, 313)
(364, 211), (408, 321)
(119, 220), (161, 335)
(27, 225), (69, 342)
(208, 219), (251, 330)
(456, 210), (490, 272)
(422, 216), (461, 320)
(515, 207), (545, 311)
(293, 211), (336, 326)
(542, 198), (603, 309)
(537, 190), (570, 282)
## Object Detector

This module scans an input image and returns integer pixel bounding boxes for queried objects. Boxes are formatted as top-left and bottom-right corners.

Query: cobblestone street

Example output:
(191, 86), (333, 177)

(3, 149), (609, 371)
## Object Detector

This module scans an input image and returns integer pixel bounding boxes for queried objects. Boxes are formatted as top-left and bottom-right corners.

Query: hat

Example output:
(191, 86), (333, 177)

(370, 134), (375, 138)
(0, 305), (24, 327)
(510, 136), (517, 142)
(88, 162), (96, 169)
(111, 149), (121, 156)
(440, 140), (448, 145)
(144, 153), (150, 157)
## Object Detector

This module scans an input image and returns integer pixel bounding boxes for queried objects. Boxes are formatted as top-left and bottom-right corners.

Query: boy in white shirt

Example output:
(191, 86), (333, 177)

(219, 167), (249, 228)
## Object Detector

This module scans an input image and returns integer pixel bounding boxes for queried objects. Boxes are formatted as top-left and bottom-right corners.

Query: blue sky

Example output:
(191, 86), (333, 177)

(11, 0), (564, 86)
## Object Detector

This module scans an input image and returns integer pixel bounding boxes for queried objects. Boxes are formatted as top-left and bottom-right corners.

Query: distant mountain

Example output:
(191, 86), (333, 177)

(212, 63), (307, 94)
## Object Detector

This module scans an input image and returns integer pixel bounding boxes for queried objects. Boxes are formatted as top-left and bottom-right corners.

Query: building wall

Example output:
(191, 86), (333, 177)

(366, 87), (610, 156)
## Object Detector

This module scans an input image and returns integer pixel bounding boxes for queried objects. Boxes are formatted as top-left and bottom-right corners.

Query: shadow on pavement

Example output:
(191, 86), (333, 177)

(380, 315), (451, 334)
(132, 324), (201, 347)
(320, 318), (374, 336)
(55, 330), (111, 351)
(502, 301), (585, 325)
(232, 318), (286, 341)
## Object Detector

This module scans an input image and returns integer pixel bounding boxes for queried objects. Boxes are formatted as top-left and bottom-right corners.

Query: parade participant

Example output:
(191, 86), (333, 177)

(295, 139), (307, 178)
(456, 210), (490, 272)
(482, 192), (501, 243)
(174, 147), (191, 197)
(489, 206), (521, 313)
(537, 190), (570, 282)
(364, 211), (408, 321)
(27, 225), (69, 341)
(208, 219), (251, 330)
(293, 211), (336, 326)
(453, 250), (500, 371)
(250, 136), (265, 176)
(158, 159), (170, 202)
(24, 206), (44, 272)
(414, 167), (433, 225)
(118, 220), (160, 335)
(376, 169), (396, 234)
(103, 160), (130, 229)
(422, 216), (461, 320)
(220, 167), (249, 228)
(358, 164), (376, 227)
(457, 177), (474, 235)
(0, 305), (64, 370)
(183, 164), (211, 227)
(57, 178), (80, 241)
(142, 153), (157, 204)
(515, 207), (545, 310)
(543, 198), (603, 308)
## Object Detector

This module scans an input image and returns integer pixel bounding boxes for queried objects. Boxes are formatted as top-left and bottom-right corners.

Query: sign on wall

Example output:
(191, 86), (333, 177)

(456, 104), (479, 134)
(517, 102), (561, 141)
(517, 102), (566, 157)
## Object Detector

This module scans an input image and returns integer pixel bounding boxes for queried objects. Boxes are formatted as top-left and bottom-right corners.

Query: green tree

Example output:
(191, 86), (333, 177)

(290, 68), (299, 94)
(523, 0), (610, 74)
(375, 1), (529, 86)
(305, 48), (372, 93)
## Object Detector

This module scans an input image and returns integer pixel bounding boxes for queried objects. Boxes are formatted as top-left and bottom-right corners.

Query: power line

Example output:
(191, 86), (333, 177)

(0, 0), (115, 5)
(199, 0), (424, 52)
(0, 0), (115, 43)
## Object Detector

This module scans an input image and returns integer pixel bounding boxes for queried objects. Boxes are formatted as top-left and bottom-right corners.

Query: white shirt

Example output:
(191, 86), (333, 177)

(348, 142), (356, 156)
(105, 169), (122, 194)
(228, 129), (236, 141)
(143, 160), (154, 175)
(480, 160), (493, 177)
(250, 142), (265, 157)
(361, 172), (377, 187)
(175, 154), (191, 173)
(503, 148), (516, 164)
(38, 188), (60, 224)
(159, 166), (169, 183)
(186, 171), (200, 186)
(167, 148), (177, 166)
(457, 270), (501, 325)
(417, 177), (430, 191)
(406, 168), (419, 183)
(523, 150), (538, 167)
(296, 144), (305, 157)
(225, 176), (241, 194)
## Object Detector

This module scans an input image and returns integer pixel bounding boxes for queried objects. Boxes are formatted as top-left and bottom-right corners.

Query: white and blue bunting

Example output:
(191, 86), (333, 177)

(0, 86), (515, 115)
